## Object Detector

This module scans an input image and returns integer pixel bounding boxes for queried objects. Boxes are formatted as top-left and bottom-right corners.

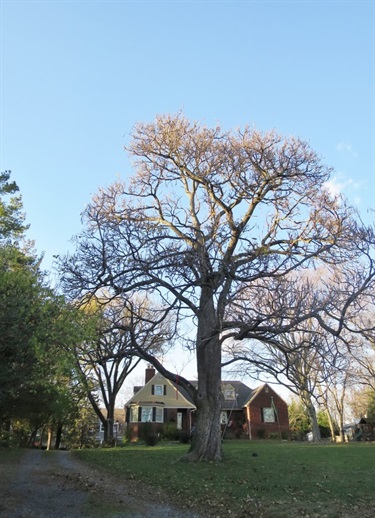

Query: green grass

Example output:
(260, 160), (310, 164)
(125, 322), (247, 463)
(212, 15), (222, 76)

(74, 441), (375, 517)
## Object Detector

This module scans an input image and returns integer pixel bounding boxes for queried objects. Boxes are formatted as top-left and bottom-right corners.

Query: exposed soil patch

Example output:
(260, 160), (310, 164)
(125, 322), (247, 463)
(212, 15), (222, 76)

(0, 449), (202, 518)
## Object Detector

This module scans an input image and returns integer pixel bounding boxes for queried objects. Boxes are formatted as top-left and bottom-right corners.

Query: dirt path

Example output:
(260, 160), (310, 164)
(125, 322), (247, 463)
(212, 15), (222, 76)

(0, 449), (202, 518)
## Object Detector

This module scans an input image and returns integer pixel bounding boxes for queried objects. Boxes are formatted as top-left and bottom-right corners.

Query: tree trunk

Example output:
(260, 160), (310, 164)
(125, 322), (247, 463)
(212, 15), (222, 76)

(106, 397), (115, 441)
(301, 392), (321, 442)
(338, 412), (345, 443)
(184, 287), (223, 462)
(39, 427), (45, 449)
(54, 422), (63, 450)
(326, 409), (337, 443)
(28, 429), (38, 448)
(46, 427), (53, 451)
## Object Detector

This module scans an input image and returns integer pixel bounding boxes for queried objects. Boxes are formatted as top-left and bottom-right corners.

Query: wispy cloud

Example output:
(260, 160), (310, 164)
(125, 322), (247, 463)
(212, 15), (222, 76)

(323, 175), (362, 205)
(336, 141), (358, 157)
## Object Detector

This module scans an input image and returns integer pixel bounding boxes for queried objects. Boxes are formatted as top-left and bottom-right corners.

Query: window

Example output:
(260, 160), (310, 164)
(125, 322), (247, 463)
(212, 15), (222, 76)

(130, 406), (139, 422)
(130, 406), (164, 423)
(154, 384), (164, 396)
(223, 384), (235, 400)
(177, 412), (182, 430)
(141, 407), (153, 422)
(220, 411), (228, 424)
(262, 407), (276, 423)
(155, 407), (164, 423)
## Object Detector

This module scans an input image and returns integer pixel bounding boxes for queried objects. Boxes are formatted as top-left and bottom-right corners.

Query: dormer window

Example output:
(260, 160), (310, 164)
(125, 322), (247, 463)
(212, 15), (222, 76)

(151, 383), (167, 396)
(223, 384), (236, 400)
(154, 384), (164, 396)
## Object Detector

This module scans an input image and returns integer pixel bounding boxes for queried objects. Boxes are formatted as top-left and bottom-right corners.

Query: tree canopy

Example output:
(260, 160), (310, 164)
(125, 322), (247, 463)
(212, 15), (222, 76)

(60, 114), (375, 460)
(0, 172), (87, 447)
(0, 170), (28, 242)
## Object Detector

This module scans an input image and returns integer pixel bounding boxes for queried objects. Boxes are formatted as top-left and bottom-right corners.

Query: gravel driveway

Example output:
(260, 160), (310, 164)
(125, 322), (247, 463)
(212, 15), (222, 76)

(0, 449), (203, 518)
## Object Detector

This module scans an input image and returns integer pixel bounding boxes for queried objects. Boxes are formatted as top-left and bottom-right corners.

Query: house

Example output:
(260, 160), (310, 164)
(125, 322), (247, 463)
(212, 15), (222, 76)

(125, 367), (196, 441)
(218, 381), (290, 440)
(357, 416), (375, 441)
(96, 408), (125, 444)
(124, 367), (290, 440)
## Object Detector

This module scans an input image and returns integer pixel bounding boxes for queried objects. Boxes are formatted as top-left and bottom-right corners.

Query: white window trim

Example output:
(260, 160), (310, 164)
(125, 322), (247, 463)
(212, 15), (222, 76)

(223, 384), (236, 400)
(263, 407), (276, 423)
(220, 411), (228, 424)
(141, 406), (153, 422)
(130, 406), (139, 423)
(155, 407), (163, 423)
(154, 384), (164, 396)
(177, 412), (182, 430)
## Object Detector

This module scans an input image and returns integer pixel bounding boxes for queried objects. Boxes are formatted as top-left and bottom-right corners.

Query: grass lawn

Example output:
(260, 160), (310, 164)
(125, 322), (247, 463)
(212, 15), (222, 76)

(73, 440), (375, 517)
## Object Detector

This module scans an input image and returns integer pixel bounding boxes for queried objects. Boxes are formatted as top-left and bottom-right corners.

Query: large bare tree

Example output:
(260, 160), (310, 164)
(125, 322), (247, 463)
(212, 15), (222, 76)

(61, 114), (374, 461)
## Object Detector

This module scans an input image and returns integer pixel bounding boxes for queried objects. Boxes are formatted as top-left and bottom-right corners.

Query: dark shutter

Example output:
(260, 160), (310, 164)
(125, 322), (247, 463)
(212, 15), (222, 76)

(125, 407), (130, 423)
(164, 408), (168, 422)
(151, 385), (155, 395)
(261, 408), (264, 422)
(152, 407), (156, 422)
(164, 385), (167, 395)
(138, 407), (142, 422)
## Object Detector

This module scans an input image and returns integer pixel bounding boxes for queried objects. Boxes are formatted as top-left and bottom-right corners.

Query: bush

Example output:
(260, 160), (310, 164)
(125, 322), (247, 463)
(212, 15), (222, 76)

(268, 432), (281, 440)
(145, 434), (158, 446)
(319, 425), (331, 439)
(235, 428), (243, 439)
(140, 422), (158, 446)
(101, 438), (115, 448)
(123, 427), (134, 443)
(162, 422), (179, 440)
(178, 431), (190, 444)
(257, 429), (266, 439)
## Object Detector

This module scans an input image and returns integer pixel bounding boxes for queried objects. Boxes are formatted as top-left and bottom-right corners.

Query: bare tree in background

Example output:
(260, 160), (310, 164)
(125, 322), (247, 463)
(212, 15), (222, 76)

(74, 296), (168, 442)
(60, 114), (374, 461)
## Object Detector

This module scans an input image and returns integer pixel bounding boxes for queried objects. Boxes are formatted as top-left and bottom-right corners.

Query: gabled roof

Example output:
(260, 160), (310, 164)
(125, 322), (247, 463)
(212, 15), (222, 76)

(168, 379), (253, 410)
(244, 383), (288, 407)
(125, 372), (196, 409)
(125, 372), (286, 412)
(221, 381), (253, 410)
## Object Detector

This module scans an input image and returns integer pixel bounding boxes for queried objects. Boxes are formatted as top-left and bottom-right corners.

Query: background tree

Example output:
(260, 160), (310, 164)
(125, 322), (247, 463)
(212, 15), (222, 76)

(0, 172), (85, 447)
(72, 296), (168, 442)
(60, 114), (374, 461)
(288, 399), (310, 440)
(0, 170), (29, 242)
(63, 398), (99, 449)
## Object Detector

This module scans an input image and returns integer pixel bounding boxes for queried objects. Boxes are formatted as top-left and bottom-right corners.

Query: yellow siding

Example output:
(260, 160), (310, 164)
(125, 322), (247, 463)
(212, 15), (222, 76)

(126, 373), (195, 409)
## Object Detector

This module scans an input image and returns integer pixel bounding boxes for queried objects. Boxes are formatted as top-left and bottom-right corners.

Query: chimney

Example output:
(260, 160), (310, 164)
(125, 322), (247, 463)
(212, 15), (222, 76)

(145, 365), (155, 384)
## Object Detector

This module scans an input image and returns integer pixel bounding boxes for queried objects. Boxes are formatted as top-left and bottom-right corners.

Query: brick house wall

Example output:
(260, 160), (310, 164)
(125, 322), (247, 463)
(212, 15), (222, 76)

(248, 385), (290, 439)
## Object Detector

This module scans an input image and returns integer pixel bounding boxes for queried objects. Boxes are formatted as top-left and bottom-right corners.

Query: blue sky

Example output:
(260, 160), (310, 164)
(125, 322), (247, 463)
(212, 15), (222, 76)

(1, 0), (374, 389)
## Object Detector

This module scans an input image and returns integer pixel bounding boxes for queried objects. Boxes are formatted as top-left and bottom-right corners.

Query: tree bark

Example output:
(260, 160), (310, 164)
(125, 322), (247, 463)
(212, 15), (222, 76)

(54, 422), (63, 450)
(301, 392), (321, 442)
(104, 395), (116, 442)
(326, 409), (337, 443)
(185, 288), (223, 461)
(46, 427), (53, 451)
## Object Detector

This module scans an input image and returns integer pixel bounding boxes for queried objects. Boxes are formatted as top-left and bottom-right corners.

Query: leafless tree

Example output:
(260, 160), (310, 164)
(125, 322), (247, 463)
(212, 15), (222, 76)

(74, 296), (168, 442)
(60, 114), (374, 461)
